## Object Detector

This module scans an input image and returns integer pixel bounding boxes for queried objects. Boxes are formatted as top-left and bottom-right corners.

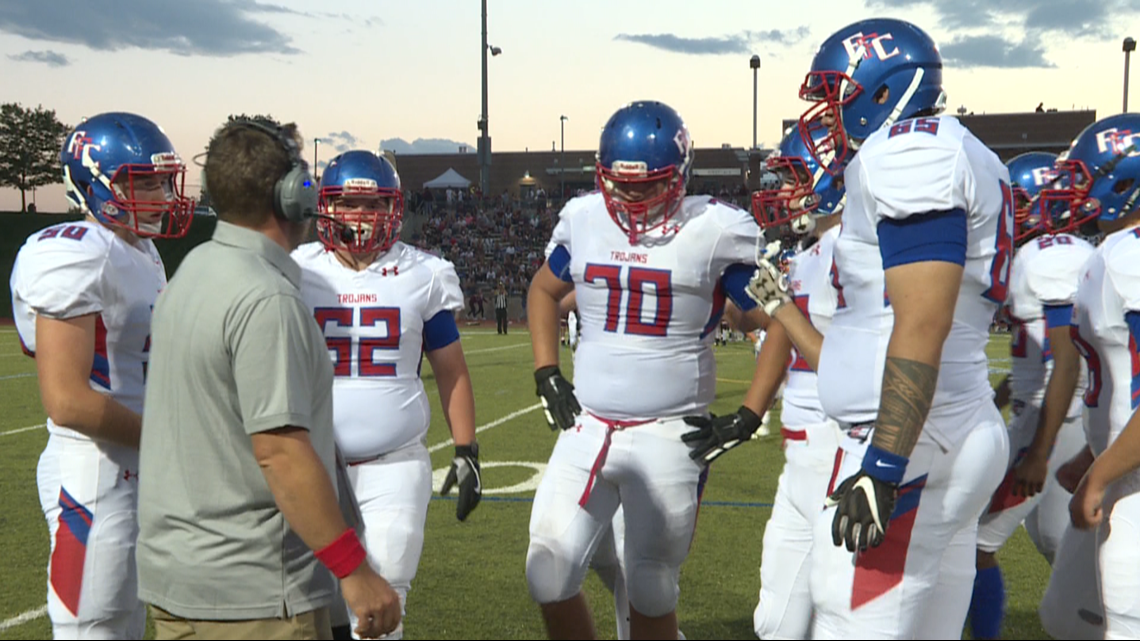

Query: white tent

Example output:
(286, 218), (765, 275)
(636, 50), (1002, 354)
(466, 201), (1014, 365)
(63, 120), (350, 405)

(423, 168), (472, 189)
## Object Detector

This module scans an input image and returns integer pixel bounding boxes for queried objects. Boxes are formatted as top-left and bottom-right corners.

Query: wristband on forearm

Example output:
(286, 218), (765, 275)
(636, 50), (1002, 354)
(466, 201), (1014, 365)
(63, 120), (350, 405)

(315, 528), (367, 579)
(861, 444), (908, 485)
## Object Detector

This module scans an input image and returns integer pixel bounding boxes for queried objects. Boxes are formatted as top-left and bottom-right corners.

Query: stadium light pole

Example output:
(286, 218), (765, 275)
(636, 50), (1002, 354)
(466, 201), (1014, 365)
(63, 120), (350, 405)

(479, 0), (501, 200)
(313, 138), (321, 180)
(1125, 37), (1136, 113)
(560, 115), (568, 200)
(750, 54), (761, 149)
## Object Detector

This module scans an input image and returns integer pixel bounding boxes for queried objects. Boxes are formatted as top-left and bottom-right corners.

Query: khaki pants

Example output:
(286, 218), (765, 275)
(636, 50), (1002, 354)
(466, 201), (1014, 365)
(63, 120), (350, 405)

(150, 605), (333, 640)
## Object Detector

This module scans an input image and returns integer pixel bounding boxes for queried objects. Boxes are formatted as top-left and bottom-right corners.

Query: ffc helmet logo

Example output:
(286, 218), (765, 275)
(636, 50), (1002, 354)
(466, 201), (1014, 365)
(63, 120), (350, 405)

(840, 32), (900, 62)
(673, 127), (692, 156)
(1095, 128), (1140, 157)
(1031, 167), (1058, 187)
(67, 131), (100, 160)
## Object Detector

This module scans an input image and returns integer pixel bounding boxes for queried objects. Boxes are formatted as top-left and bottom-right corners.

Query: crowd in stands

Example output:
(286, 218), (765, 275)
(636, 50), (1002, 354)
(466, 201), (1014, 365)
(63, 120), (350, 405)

(405, 182), (753, 320)
(409, 203), (552, 320)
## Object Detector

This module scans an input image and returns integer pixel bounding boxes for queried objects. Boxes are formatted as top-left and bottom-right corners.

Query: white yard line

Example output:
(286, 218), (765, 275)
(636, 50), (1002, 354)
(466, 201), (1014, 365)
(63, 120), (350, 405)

(0, 605), (47, 632)
(427, 403), (542, 454)
(462, 343), (530, 356)
(0, 423), (45, 437)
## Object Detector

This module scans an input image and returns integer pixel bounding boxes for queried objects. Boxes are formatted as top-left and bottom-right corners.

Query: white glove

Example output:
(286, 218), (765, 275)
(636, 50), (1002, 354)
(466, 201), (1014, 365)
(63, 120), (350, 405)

(746, 259), (793, 316)
(761, 239), (783, 261)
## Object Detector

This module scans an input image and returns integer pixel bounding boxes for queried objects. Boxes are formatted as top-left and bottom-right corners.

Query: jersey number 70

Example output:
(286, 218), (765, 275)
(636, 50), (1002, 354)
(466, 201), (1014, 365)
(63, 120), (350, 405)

(313, 306), (401, 377)
(583, 264), (673, 336)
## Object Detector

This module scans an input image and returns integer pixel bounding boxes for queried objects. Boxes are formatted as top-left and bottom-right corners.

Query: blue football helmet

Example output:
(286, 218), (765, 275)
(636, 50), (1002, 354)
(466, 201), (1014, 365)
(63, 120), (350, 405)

(62, 112), (192, 238)
(799, 18), (946, 170)
(318, 150), (404, 255)
(1005, 152), (1058, 242)
(596, 101), (693, 244)
(1039, 113), (1140, 234)
(752, 126), (846, 232)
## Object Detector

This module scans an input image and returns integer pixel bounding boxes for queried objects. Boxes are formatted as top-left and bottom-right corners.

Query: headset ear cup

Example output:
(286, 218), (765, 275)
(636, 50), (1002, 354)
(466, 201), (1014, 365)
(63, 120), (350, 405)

(277, 166), (318, 223)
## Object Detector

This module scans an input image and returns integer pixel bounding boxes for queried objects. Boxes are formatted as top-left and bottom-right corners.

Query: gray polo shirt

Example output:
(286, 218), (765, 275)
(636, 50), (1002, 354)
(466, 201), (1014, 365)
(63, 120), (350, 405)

(137, 221), (337, 620)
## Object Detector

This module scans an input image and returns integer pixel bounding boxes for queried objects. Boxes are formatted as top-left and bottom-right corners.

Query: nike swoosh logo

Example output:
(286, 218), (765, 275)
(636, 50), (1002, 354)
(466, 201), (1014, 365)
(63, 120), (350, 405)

(874, 460), (896, 468)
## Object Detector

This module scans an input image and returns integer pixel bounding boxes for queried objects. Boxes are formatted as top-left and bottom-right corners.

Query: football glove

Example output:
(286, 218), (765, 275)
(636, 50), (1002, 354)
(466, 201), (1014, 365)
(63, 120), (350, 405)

(681, 406), (762, 465)
(534, 365), (581, 431)
(826, 471), (899, 552)
(746, 259), (793, 316)
(440, 443), (481, 521)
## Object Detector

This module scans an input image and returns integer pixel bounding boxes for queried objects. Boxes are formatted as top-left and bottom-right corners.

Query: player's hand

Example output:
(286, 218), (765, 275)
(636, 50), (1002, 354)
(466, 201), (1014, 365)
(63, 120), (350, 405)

(746, 259), (793, 316)
(681, 406), (762, 465)
(534, 365), (581, 431)
(826, 470), (899, 552)
(1012, 446), (1050, 497)
(340, 564), (402, 639)
(1056, 445), (1095, 494)
(1069, 468), (1107, 531)
(440, 443), (481, 521)
(761, 239), (783, 261)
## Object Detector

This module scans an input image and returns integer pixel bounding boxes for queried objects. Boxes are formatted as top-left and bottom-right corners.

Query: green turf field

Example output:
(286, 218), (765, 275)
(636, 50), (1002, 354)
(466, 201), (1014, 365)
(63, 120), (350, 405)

(0, 329), (1051, 640)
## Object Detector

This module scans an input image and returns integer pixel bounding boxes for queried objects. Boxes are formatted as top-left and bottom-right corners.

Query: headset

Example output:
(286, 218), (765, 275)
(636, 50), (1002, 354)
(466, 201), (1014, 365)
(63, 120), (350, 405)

(226, 118), (319, 223)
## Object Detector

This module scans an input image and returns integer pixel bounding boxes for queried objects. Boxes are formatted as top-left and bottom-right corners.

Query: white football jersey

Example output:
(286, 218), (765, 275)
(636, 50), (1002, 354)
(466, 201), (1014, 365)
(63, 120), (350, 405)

(293, 242), (464, 460)
(1007, 233), (1093, 415)
(10, 220), (166, 438)
(817, 116), (1012, 447)
(1072, 228), (1140, 456)
(546, 193), (761, 420)
(781, 225), (840, 427)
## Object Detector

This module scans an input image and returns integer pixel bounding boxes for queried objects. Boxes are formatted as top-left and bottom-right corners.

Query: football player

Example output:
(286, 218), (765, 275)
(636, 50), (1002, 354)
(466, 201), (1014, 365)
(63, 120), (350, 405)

(10, 112), (192, 639)
(525, 100), (775, 640)
(1055, 113), (1140, 640)
(747, 19), (1011, 638)
(292, 150), (478, 640)
(747, 125), (847, 639)
(969, 152), (1096, 640)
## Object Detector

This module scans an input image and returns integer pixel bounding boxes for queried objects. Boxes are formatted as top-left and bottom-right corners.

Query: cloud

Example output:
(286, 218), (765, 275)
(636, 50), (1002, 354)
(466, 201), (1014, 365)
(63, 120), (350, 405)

(7, 49), (69, 67)
(0, 0), (301, 56)
(381, 138), (475, 155)
(229, 0), (383, 25)
(939, 34), (1054, 68)
(322, 131), (362, 154)
(613, 28), (810, 56)
(866, 0), (1139, 38)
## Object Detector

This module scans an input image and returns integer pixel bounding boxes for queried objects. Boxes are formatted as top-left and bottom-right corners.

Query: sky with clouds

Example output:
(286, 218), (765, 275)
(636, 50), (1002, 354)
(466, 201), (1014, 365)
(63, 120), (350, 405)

(0, 0), (1136, 211)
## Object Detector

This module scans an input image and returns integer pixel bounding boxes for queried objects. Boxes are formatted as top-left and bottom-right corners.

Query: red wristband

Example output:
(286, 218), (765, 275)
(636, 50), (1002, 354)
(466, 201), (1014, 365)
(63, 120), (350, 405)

(314, 529), (367, 579)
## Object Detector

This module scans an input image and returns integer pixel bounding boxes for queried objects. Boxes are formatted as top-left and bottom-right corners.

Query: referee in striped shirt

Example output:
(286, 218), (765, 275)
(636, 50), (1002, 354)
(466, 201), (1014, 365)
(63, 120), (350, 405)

(495, 284), (509, 335)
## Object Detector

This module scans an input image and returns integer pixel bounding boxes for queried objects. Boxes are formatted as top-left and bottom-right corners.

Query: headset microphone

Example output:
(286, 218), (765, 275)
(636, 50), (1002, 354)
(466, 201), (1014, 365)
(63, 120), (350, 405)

(312, 213), (357, 244)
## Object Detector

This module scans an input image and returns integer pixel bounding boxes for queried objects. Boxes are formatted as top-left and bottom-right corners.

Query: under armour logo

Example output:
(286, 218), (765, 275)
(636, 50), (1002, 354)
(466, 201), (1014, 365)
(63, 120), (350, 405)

(124, 470), (138, 481)
(381, 266), (399, 277)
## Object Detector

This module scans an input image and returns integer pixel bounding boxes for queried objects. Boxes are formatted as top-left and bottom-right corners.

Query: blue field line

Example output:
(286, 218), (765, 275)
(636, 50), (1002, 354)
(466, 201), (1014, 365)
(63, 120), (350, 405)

(429, 496), (775, 509)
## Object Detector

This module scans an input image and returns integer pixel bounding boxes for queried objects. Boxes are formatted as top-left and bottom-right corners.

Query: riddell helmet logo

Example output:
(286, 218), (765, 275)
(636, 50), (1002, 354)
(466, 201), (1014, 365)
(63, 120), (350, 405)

(841, 32), (900, 62)
(343, 177), (379, 191)
(1095, 128), (1140, 157)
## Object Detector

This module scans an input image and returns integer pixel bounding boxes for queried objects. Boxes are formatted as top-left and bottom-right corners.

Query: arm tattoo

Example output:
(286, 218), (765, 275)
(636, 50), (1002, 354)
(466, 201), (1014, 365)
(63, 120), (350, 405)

(872, 356), (940, 457)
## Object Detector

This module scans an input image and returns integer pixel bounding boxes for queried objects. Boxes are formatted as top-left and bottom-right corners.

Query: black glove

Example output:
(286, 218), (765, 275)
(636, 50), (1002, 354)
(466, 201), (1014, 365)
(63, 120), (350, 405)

(440, 443), (481, 521)
(681, 406), (762, 465)
(535, 366), (581, 431)
(826, 470), (899, 552)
